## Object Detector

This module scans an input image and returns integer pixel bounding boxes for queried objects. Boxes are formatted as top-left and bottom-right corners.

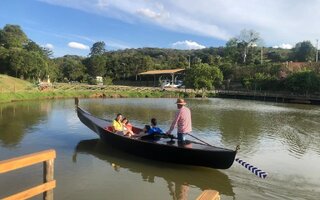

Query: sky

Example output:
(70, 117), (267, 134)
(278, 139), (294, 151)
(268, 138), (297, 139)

(0, 0), (319, 57)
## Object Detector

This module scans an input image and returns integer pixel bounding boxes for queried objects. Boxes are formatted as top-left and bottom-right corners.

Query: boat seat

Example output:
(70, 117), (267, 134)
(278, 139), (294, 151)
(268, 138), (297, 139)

(105, 126), (114, 133)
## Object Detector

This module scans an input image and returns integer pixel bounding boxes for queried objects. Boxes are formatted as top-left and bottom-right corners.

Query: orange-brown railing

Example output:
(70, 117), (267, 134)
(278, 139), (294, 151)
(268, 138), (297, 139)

(0, 149), (56, 200)
(196, 190), (220, 200)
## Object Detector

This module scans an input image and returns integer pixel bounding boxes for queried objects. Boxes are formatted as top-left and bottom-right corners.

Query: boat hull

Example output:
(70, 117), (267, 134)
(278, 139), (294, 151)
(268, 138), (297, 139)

(77, 106), (236, 169)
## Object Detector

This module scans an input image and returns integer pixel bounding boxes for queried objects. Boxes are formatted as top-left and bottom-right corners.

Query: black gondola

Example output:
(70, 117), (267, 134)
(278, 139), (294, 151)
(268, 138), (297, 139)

(76, 101), (237, 169)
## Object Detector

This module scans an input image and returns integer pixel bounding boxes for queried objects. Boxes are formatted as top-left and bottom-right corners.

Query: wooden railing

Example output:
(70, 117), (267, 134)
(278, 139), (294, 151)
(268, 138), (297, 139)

(0, 149), (56, 200)
(196, 190), (220, 200)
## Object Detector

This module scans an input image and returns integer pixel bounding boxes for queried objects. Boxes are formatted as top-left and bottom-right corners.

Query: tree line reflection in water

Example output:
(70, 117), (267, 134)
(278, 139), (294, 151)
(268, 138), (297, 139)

(0, 101), (51, 146)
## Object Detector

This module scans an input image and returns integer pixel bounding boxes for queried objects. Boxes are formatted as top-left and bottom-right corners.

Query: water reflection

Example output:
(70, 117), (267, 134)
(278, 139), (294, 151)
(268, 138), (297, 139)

(0, 102), (51, 147)
(1, 99), (320, 199)
(77, 98), (320, 158)
(73, 139), (235, 199)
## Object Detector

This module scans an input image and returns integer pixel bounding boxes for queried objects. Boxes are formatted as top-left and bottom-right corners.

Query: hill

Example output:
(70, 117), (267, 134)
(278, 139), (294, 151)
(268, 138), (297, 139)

(0, 74), (35, 92)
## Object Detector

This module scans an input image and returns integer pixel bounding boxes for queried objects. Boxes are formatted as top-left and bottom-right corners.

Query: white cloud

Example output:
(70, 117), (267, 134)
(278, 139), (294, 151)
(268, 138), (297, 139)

(68, 42), (89, 50)
(44, 43), (54, 49)
(96, 0), (108, 9)
(273, 44), (293, 49)
(136, 8), (162, 19)
(40, 0), (320, 46)
(172, 40), (206, 50)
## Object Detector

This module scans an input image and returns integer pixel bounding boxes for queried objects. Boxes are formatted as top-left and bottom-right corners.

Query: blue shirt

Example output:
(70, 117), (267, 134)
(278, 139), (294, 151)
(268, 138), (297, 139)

(147, 127), (163, 135)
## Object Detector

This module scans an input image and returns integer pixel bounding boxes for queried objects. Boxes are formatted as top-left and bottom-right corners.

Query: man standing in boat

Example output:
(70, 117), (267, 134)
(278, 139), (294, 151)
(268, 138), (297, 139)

(166, 98), (192, 143)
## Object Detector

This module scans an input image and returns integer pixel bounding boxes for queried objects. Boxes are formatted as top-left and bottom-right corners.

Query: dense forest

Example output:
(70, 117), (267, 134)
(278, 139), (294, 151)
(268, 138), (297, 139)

(1, 24), (320, 94)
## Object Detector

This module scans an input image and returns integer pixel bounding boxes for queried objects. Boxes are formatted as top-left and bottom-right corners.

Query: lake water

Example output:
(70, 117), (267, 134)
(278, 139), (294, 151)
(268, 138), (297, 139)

(0, 98), (319, 200)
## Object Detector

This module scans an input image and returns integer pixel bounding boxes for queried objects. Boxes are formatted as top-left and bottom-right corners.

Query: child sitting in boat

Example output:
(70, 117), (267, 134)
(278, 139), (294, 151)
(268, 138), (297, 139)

(147, 118), (164, 135)
(140, 118), (165, 140)
(122, 117), (134, 137)
(142, 125), (151, 134)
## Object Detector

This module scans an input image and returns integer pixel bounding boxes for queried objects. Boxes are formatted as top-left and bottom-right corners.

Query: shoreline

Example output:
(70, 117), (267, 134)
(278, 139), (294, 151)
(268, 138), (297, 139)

(2, 85), (320, 105)
(216, 90), (320, 105)
(0, 86), (192, 104)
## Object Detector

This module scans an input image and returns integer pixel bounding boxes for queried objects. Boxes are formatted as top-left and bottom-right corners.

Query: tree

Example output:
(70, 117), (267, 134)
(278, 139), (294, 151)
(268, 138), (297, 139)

(0, 46), (9, 73)
(251, 73), (279, 91)
(219, 63), (234, 80)
(0, 24), (28, 48)
(24, 40), (42, 52)
(238, 29), (262, 64)
(285, 70), (320, 94)
(47, 59), (61, 82)
(8, 49), (24, 77)
(129, 55), (153, 80)
(84, 55), (107, 77)
(225, 29), (262, 64)
(224, 37), (240, 63)
(105, 54), (153, 81)
(24, 40), (53, 58)
(89, 41), (106, 56)
(291, 41), (316, 62)
(63, 59), (86, 82)
(53, 56), (86, 82)
(185, 63), (223, 96)
(7, 49), (48, 80)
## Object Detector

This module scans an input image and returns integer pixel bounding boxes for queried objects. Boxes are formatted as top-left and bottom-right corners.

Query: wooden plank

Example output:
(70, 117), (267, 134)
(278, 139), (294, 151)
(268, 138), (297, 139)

(196, 190), (220, 200)
(43, 159), (54, 200)
(0, 149), (56, 173)
(3, 180), (56, 200)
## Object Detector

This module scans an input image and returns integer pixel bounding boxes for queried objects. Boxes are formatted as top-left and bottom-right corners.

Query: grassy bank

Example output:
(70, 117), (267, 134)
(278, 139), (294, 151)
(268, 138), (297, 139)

(0, 85), (195, 103)
(0, 74), (209, 103)
(0, 74), (35, 92)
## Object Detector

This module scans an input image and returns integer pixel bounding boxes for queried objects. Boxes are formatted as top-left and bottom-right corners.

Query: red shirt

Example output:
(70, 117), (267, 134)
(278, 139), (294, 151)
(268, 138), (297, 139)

(168, 106), (192, 134)
(126, 123), (133, 131)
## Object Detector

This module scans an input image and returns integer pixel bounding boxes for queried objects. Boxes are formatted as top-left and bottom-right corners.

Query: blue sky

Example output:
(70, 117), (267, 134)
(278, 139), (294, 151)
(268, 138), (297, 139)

(0, 0), (319, 57)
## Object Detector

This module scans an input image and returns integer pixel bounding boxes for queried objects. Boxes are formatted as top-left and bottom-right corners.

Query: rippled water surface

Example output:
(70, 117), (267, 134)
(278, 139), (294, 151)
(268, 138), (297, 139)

(0, 98), (319, 199)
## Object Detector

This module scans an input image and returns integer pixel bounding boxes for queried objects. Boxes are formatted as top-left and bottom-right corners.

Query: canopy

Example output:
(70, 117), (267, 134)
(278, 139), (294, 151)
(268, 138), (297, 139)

(138, 69), (185, 75)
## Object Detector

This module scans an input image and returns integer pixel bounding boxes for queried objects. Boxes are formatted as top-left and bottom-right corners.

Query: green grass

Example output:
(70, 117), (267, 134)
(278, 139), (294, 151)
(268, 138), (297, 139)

(0, 74), (195, 103)
(0, 74), (36, 92)
(0, 90), (188, 103)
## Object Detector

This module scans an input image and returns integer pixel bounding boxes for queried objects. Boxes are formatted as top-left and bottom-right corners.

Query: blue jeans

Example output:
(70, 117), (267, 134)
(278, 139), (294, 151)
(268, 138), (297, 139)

(178, 133), (186, 142)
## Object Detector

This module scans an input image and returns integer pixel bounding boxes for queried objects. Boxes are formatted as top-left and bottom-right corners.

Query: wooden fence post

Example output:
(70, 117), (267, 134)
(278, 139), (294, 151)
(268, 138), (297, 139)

(0, 149), (56, 200)
(43, 159), (54, 200)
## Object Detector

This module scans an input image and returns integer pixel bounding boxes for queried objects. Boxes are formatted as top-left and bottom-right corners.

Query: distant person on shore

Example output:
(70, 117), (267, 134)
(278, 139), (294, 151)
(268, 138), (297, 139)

(166, 98), (192, 143)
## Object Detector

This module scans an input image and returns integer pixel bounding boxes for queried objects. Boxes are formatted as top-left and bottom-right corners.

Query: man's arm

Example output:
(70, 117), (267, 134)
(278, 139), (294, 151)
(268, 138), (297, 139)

(166, 111), (180, 134)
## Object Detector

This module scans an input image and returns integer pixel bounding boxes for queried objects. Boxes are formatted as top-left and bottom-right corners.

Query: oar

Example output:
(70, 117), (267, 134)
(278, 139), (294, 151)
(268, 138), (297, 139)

(186, 133), (268, 179)
(186, 133), (213, 146)
(235, 158), (268, 179)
